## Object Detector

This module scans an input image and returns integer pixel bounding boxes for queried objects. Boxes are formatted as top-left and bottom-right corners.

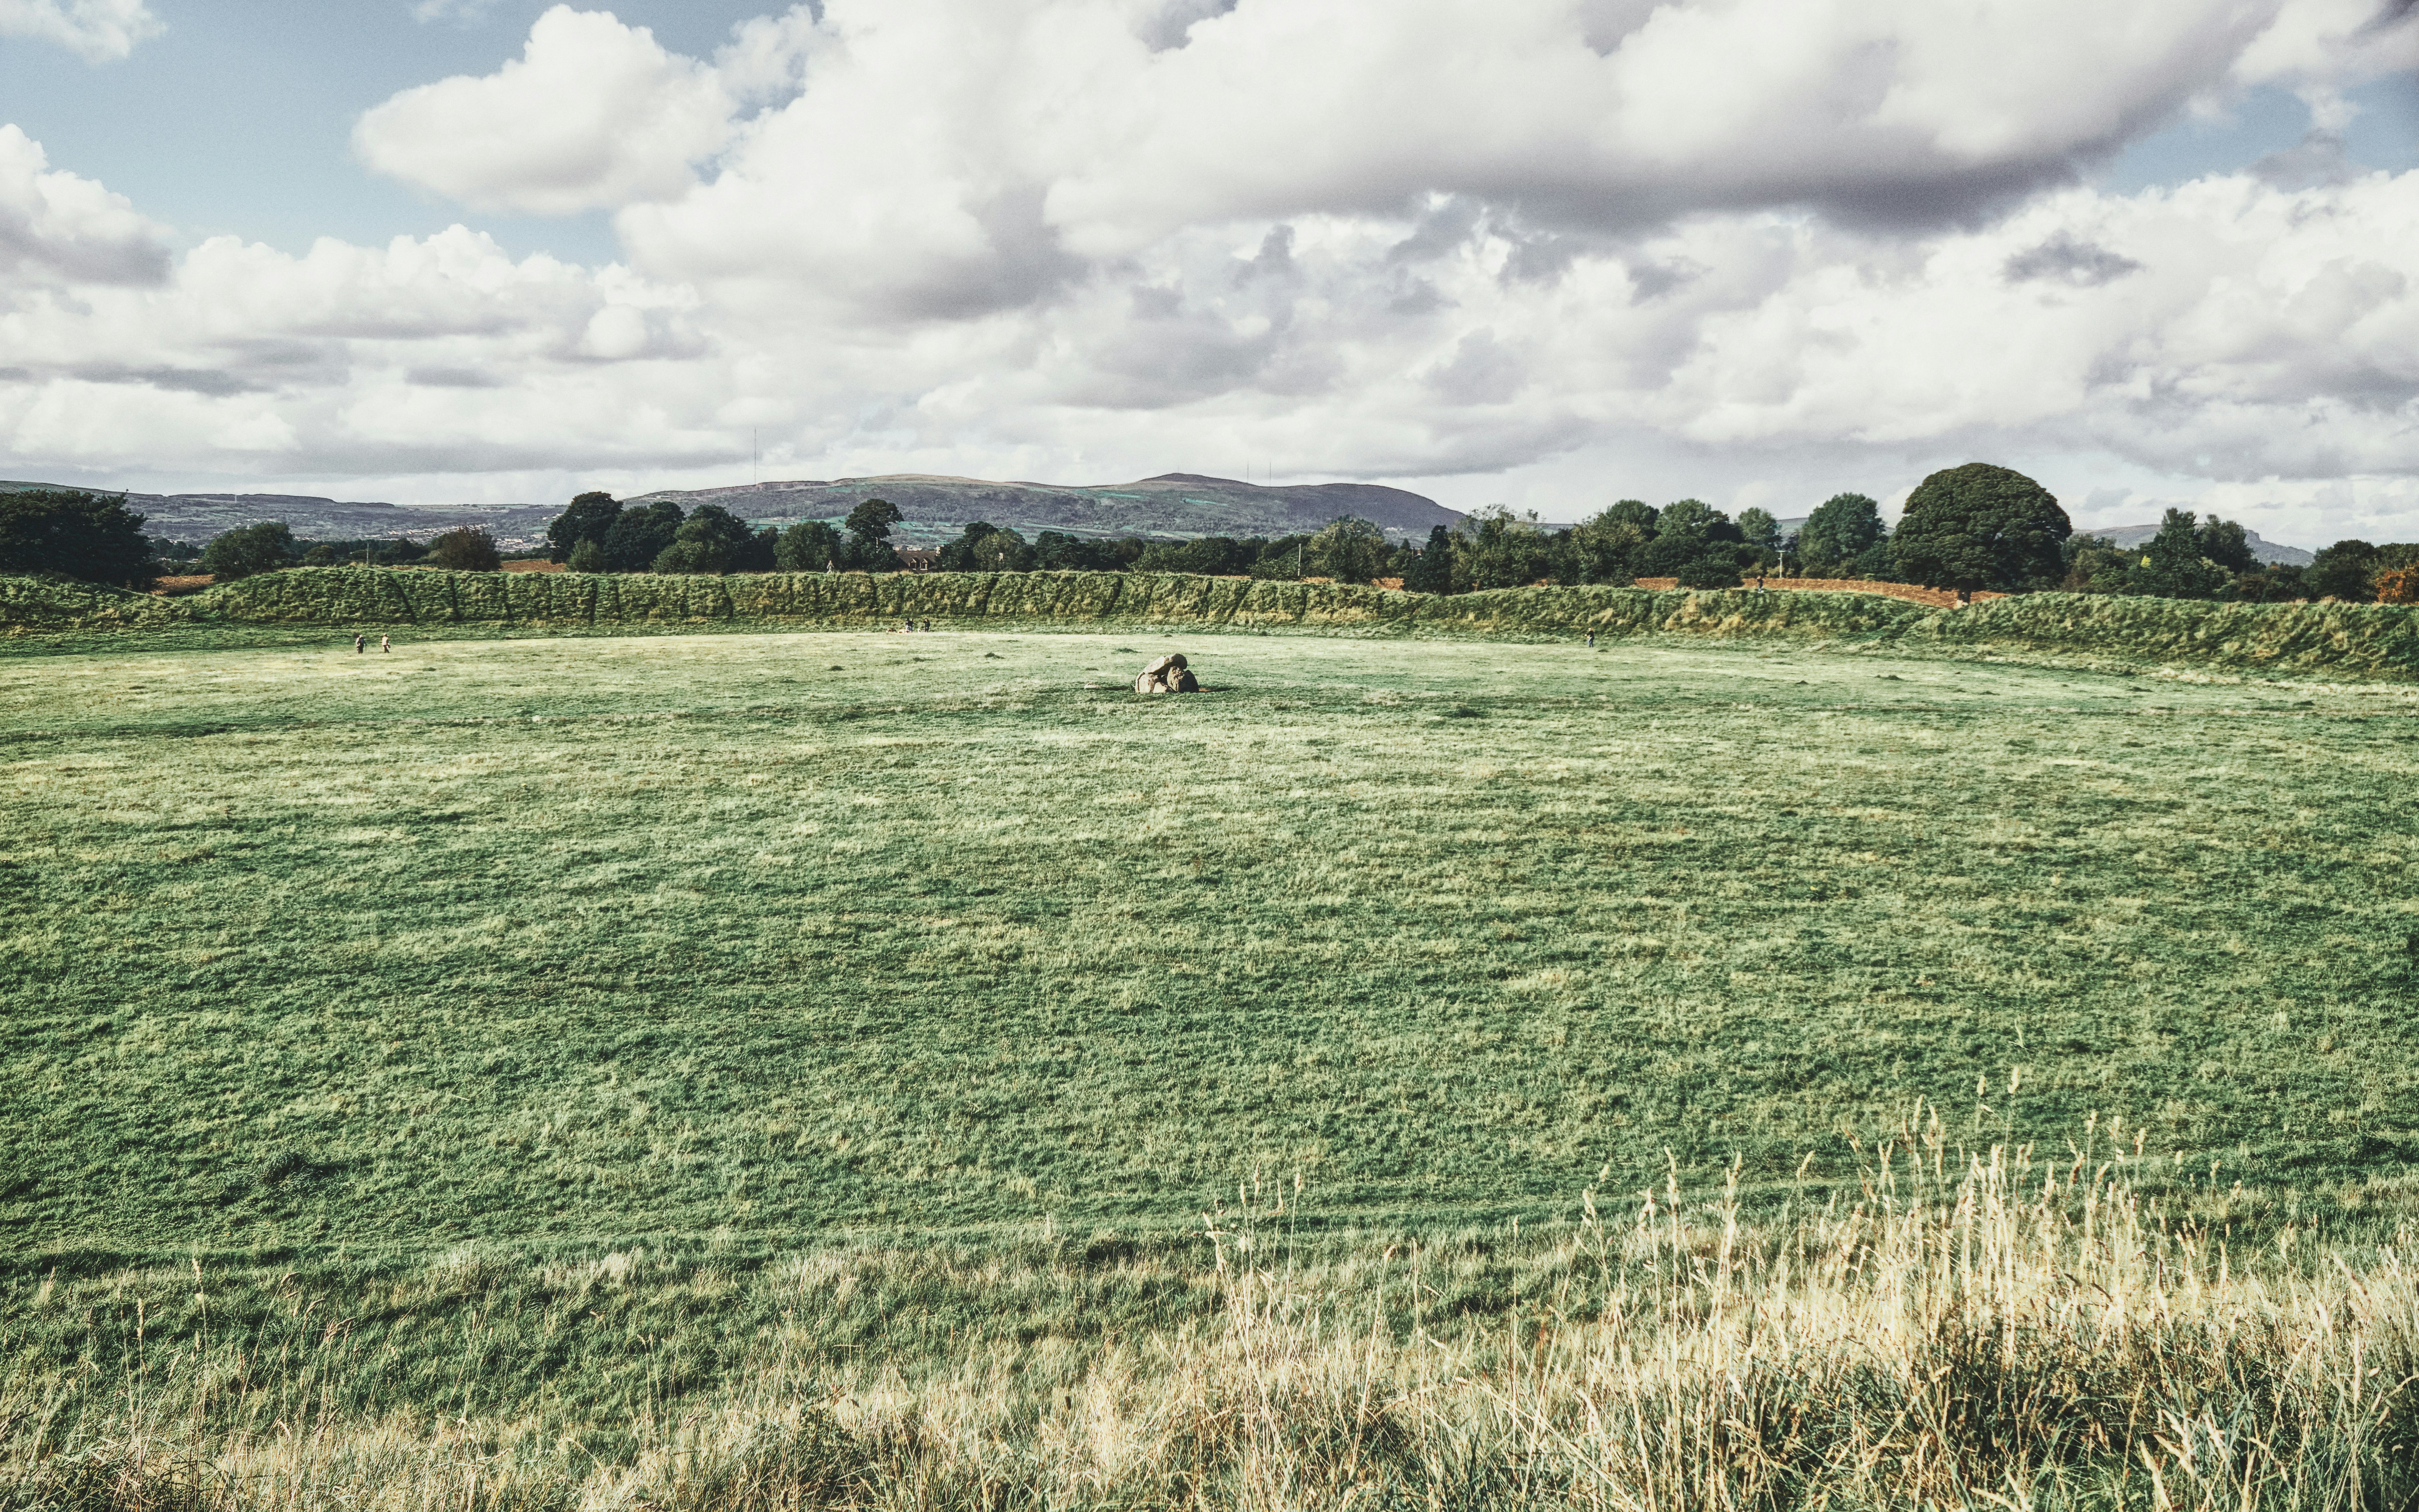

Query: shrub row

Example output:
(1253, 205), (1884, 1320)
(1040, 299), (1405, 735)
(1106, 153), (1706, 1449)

(8, 568), (2418, 678)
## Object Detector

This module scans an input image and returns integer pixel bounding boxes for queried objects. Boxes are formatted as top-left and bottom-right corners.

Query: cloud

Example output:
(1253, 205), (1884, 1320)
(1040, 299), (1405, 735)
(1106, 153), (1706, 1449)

(373, 0), (2370, 318)
(0, 125), (169, 285)
(2004, 234), (2145, 286)
(0, 0), (161, 61)
(2, 3), (2415, 548)
(355, 7), (736, 215)
(411, 0), (502, 22)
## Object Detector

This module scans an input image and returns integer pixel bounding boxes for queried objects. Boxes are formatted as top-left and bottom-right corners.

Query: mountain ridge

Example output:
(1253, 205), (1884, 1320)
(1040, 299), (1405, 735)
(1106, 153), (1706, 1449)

(625, 473), (1463, 541)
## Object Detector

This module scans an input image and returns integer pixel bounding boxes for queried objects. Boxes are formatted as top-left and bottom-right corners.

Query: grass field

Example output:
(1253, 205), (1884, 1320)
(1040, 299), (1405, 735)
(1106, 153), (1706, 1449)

(6, 625), (2419, 1507)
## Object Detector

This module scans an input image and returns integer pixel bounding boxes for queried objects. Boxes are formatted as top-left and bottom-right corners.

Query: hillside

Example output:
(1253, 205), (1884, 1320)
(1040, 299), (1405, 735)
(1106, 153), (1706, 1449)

(626, 471), (1462, 540)
(0, 480), (558, 548)
(4, 471), (1460, 549)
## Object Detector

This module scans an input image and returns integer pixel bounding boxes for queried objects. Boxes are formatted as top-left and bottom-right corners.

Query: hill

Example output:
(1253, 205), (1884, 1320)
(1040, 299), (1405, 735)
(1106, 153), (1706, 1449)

(625, 471), (1462, 541)
(0, 480), (558, 548)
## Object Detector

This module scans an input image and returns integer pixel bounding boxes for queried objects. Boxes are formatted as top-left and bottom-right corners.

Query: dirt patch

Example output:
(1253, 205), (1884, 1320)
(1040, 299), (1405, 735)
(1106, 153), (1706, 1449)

(503, 559), (566, 573)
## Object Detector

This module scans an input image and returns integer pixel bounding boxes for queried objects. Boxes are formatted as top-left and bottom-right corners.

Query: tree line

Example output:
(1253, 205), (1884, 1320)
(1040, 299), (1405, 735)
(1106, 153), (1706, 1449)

(5, 466), (2417, 606)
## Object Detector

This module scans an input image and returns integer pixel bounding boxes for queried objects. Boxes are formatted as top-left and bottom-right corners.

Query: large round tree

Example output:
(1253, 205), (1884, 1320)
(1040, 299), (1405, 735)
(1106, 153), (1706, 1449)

(1891, 464), (2070, 595)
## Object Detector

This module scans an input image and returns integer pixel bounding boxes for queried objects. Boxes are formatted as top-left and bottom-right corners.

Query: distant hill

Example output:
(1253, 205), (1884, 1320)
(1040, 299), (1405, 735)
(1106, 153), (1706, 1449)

(0, 480), (558, 548)
(3, 471), (1460, 551)
(626, 473), (1462, 542)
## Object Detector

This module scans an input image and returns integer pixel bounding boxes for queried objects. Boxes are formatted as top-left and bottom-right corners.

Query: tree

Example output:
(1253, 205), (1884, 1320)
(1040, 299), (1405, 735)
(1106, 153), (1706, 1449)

(937, 520), (1049, 572)
(568, 538), (606, 573)
(1032, 531), (1124, 571)
(934, 522), (1030, 572)
(1890, 464), (2070, 595)
(2373, 561), (2419, 605)
(0, 490), (155, 587)
(2061, 535), (2130, 594)
(937, 521), (998, 572)
(1400, 525), (1453, 592)
(1450, 507), (1556, 591)
(841, 497), (904, 572)
(1796, 493), (1887, 569)
(1735, 507), (1781, 555)
(1566, 505), (1650, 584)
(546, 491), (622, 563)
(1306, 517), (1388, 584)
(1251, 534), (1313, 579)
(201, 521), (297, 580)
(1674, 555), (1743, 589)
(432, 526), (502, 572)
(2306, 540), (2378, 602)
(652, 505), (760, 574)
(2126, 509), (2230, 600)
(2196, 516), (2257, 575)
(776, 520), (845, 572)
(1139, 535), (1263, 577)
(1641, 499), (1742, 577)
(602, 502), (684, 572)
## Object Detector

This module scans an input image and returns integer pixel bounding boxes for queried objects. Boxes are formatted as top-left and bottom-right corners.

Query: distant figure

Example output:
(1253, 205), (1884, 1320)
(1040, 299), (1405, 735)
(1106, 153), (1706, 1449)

(380, 635), (390, 653)
(1755, 572), (1766, 589)
(901, 618), (913, 632)
(921, 619), (932, 632)
(353, 633), (363, 653)
(1585, 631), (1596, 649)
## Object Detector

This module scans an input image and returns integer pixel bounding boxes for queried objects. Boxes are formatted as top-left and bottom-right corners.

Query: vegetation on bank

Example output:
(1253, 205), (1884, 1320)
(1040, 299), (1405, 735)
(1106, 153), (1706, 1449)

(9, 566), (2419, 678)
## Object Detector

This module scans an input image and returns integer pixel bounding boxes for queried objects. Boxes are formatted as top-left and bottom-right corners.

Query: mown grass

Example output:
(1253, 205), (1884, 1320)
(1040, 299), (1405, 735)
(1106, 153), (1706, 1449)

(6, 629), (2415, 1258)
(5, 627), (2418, 1505)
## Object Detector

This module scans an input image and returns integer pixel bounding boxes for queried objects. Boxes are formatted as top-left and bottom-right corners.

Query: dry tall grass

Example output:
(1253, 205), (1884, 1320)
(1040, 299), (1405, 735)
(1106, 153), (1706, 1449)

(7, 1118), (2414, 1510)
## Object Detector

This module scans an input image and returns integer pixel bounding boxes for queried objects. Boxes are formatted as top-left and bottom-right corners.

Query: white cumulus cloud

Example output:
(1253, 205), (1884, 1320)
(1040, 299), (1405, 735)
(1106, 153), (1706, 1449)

(0, 0), (161, 61)
(0, 124), (168, 285)
(1, 0), (2415, 546)
(355, 6), (737, 215)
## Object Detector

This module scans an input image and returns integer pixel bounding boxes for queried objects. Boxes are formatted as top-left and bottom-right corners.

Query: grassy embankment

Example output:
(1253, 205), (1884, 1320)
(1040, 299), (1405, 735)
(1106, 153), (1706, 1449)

(9, 566), (2419, 680)
(5, 626), (2417, 1506)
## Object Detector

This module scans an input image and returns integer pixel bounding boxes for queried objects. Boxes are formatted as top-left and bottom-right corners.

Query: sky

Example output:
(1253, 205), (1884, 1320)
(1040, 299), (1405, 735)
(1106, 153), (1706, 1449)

(0, 0), (2415, 544)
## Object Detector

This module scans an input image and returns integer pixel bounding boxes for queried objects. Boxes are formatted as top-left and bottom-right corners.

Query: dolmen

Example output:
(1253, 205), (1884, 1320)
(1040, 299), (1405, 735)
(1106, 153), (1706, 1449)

(1134, 653), (1200, 694)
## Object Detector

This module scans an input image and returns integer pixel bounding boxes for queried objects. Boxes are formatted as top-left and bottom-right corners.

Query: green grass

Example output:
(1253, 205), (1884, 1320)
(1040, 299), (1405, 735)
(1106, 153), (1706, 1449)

(8, 625), (2419, 1505)
(6, 629), (2417, 1270)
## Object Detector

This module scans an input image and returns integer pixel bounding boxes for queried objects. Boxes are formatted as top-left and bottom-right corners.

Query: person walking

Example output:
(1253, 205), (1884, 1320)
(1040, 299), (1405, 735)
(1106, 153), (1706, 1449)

(353, 633), (364, 653)
(380, 635), (391, 653)
(1585, 630), (1596, 649)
